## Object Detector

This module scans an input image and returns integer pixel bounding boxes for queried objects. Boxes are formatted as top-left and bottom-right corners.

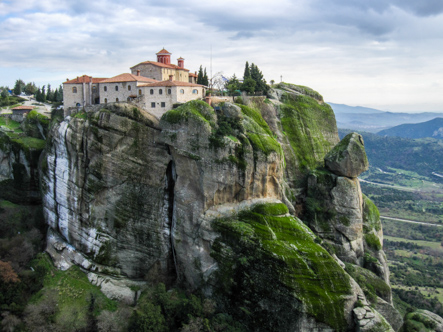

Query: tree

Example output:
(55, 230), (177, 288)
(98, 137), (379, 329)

(41, 85), (46, 103)
(46, 84), (54, 102)
(0, 260), (20, 283)
(203, 68), (209, 86)
(35, 88), (42, 102)
(241, 78), (256, 94)
(226, 74), (241, 95)
(24, 82), (37, 96)
(1, 87), (8, 99)
(243, 61), (251, 80)
(197, 65), (204, 85)
(57, 85), (64, 102)
(250, 63), (268, 94)
(13, 79), (25, 95)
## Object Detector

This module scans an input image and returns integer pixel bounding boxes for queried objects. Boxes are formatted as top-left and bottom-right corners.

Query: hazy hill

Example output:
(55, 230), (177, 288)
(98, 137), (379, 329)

(378, 117), (443, 139)
(329, 103), (443, 132)
(339, 129), (443, 182)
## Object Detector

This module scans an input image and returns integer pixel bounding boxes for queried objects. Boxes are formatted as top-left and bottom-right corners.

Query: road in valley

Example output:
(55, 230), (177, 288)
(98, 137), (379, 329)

(380, 215), (442, 227)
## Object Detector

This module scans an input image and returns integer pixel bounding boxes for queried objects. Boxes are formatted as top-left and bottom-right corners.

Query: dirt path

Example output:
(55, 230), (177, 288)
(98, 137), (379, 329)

(359, 178), (417, 192)
(380, 215), (442, 227)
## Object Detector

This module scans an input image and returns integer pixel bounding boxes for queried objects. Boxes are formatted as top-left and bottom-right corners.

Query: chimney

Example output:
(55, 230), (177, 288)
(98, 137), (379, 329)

(177, 57), (184, 68)
(137, 70), (140, 76)
(169, 75), (173, 81)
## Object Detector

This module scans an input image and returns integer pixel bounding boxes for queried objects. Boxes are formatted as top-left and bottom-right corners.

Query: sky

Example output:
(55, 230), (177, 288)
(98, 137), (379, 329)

(1, 0), (443, 112)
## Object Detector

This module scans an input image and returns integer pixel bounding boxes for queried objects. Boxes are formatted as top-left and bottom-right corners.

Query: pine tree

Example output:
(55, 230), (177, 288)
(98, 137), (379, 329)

(35, 88), (42, 102)
(250, 63), (268, 94)
(57, 85), (64, 102)
(41, 85), (46, 103)
(46, 84), (53, 102)
(197, 65), (204, 85)
(226, 74), (240, 95)
(24, 82), (37, 96)
(13, 79), (25, 95)
(243, 62), (251, 80)
(203, 68), (209, 86)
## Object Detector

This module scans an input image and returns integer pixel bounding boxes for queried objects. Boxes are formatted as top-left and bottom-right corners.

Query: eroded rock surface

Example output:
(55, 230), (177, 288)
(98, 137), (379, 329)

(325, 132), (369, 178)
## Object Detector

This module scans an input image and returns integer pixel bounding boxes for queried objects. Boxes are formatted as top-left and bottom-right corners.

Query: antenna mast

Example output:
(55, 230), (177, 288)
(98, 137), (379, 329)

(210, 44), (213, 90)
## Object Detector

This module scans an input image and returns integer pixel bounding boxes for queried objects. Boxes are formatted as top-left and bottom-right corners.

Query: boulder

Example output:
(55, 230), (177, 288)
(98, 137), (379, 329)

(325, 132), (369, 178)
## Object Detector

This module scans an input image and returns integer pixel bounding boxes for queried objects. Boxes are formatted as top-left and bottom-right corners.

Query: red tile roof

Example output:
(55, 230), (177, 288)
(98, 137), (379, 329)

(101, 73), (158, 83)
(138, 80), (205, 88)
(189, 73), (198, 77)
(64, 75), (107, 84)
(156, 48), (171, 54)
(130, 61), (189, 71)
(12, 105), (34, 110)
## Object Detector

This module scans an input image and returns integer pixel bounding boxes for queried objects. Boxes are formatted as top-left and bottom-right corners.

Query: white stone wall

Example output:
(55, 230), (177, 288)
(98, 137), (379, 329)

(99, 82), (138, 104)
(63, 83), (100, 108)
(139, 85), (204, 118)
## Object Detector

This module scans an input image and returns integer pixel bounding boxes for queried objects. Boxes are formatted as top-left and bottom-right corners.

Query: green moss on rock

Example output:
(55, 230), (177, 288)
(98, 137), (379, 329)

(279, 94), (337, 172)
(161, 100), (216, 127)
(363, 194), (381, 232)
(210, 202), (352, 331)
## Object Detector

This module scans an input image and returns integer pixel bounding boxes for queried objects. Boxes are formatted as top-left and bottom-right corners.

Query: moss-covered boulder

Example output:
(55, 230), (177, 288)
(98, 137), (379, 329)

(209, 201), (357, 331)
(325, 132), (369, 178)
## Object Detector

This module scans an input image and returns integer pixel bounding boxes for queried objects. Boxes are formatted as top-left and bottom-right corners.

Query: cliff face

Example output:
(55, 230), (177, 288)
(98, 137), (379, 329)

(40, 86), (400, 330)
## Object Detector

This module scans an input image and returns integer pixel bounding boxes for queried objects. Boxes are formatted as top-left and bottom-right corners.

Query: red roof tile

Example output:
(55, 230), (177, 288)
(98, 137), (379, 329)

(130, 61), (189, 71)
(138, 80), (205, 88)
(156, 48), (171, 54)
(64, 75), (107, 84)
(189, 73), (198, 77)
(12, 105), (34, 110)
(101, 73), (158, 83)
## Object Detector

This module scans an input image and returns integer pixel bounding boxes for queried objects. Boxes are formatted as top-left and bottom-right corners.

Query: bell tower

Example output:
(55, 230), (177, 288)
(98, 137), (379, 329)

(156, 48), (171, 65)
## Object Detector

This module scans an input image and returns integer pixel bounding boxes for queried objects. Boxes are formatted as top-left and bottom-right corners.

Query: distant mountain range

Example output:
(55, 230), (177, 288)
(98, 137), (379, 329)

(378, 117), (443, 139)
(328, 103), (443, 133)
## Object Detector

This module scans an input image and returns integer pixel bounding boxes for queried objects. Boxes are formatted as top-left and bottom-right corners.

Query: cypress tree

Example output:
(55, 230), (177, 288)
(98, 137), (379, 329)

(203, 68), (209, 86)
(243, 62), (251, 80)
(197, 65), (204, 85)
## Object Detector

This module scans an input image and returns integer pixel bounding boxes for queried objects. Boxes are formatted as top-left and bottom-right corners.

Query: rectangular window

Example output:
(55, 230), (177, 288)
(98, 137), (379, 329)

(161, 102), (165, 107)
(151, 102), (156, 108)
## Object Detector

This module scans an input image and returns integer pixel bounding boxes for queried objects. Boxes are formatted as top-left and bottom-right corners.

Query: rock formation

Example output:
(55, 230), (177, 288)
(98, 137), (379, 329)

(35, 83), (406, 330)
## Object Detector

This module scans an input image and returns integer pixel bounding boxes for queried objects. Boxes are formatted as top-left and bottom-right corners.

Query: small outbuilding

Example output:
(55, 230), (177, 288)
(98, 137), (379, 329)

(11, 105), (34, 115)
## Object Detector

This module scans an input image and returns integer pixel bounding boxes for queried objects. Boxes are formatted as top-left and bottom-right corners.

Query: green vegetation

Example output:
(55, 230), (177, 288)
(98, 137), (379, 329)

(129, 283), (243, 332)
(345, 263), (391, 303)
(276, 82), (323, 102)
(365, 233), (382, 251)
(211, 202), (352, 331)
(279, 93), (337, 171)
(161, 100), (216, 126)
(362, 194), (381, 232)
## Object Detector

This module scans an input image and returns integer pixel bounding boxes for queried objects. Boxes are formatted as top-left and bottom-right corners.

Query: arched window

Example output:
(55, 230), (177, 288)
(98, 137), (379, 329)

(115, 86), (118, 91)
(127, 97), (131, 101)
(167, 89), (171, 95)
(192, 89), (198, 94)
(128, 85), (131, 91)
(180, 89), (184, 94)
(159, 89), (163, 95)
(72, 87), (77, 93)
(139, 89), (142, 95)
(92, 86), (97, 92)
(104, 98), (107, 103)
(150, 89), (154, 95)
(104, 86), (107, 92)
(116, 98), (119, 102)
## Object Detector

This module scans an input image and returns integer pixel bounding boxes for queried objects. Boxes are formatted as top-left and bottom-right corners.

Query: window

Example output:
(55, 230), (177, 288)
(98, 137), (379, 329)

(139, 89), (142, 95)
(192, 89), (198, 94)
(92, 86), (96, 92)
(115, 86), (118, 91)
(72, 87), (77, 93)
(161, 102), (165, 107)
(167, 89), (171, 95)
(104, 98), (107, 103)
(151, 102), (155, 108)
(128, 85), (131, 91)
(127, 97), (131, 101)
(104, 86), (107, 92)
(150, 89), (154, 95)
(159, 89), (163, 95)
(180, 89), (184, 94)
(116, 98), (119, 102)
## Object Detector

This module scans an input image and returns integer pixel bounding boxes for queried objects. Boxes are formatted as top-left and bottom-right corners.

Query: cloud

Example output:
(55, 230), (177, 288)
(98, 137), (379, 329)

(1, 0), (443, 111)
